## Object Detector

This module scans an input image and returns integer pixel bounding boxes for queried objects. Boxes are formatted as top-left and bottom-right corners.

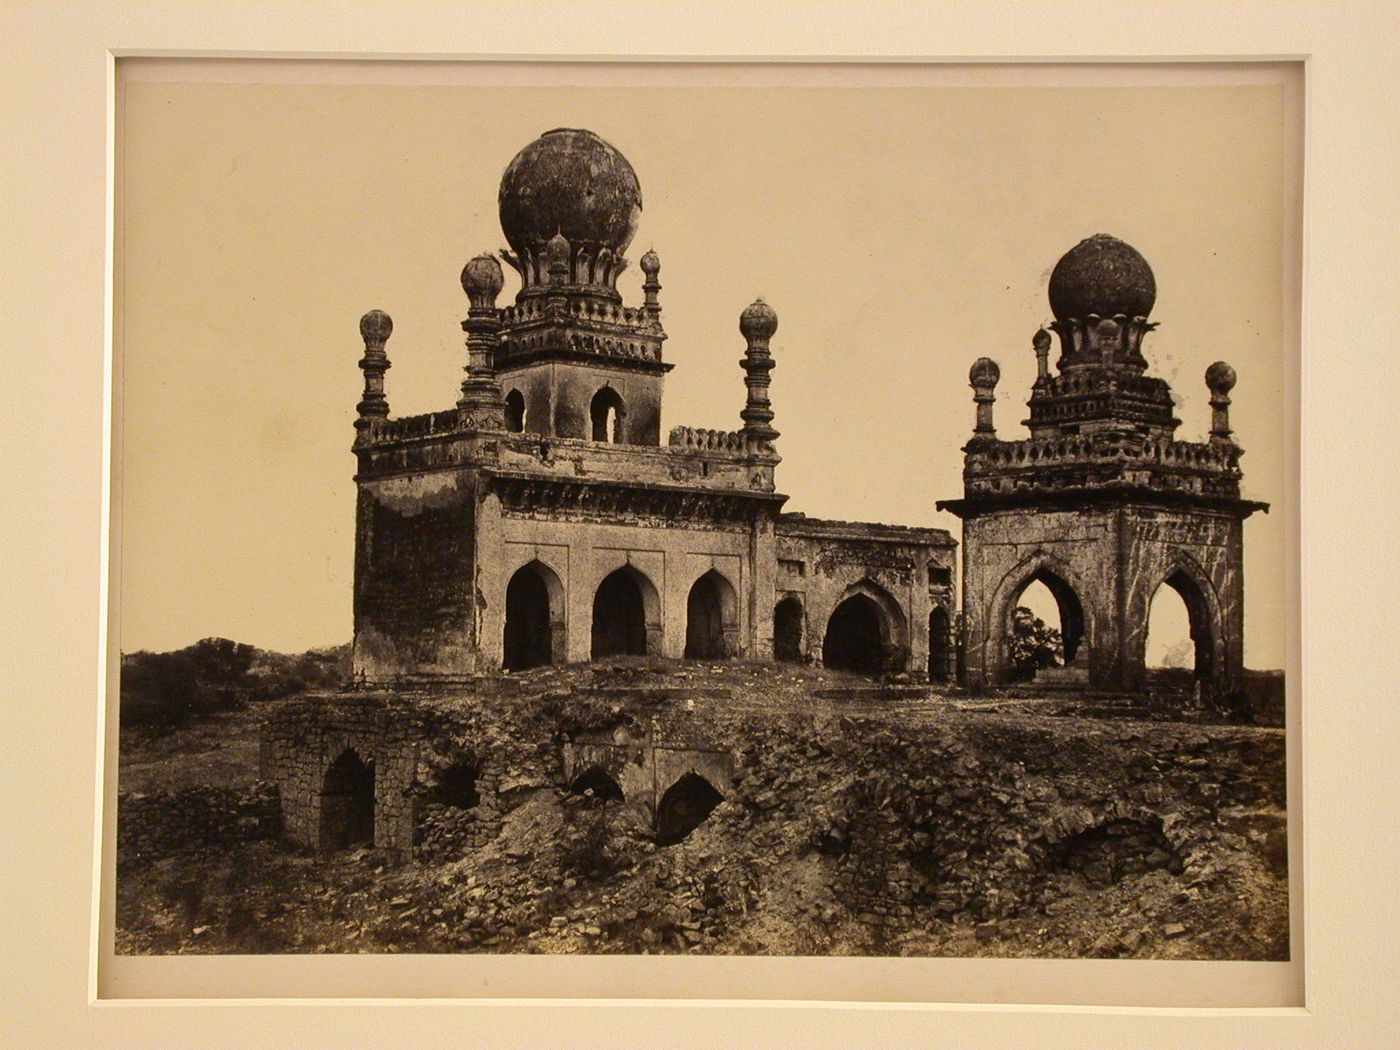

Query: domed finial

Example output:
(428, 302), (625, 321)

(360, 308), (393, 345)
(739, 298), (779, 446)
(356, 310), (393, 429)
(640, 248), (662, 320)
(1031, 327), (1052, 381)
(969, 357), (1000, 437)
(1048, 233), (1156, 322)
(461, 253), (505, 309)
(969, 357), (1000, 389)
(1206, 360), (1237, 395)
(740, 298), (778, 343)
(1206, 361), (1237, 444)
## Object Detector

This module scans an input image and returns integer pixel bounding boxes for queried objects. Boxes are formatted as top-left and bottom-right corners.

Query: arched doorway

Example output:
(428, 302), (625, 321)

(928, 606), (952, 681)
(591, 567), (654, 658)
(774, 595), (804, 663)
(1005, 567), (1085, 681)
(655, 772), (724, 844)
(320, 748), (374, 851)
(823, 593), (890, 673)
(1147, 569), (1217, 688)
(685, 570), (736, 659)
(504, 389), (525, 433)
(590, 386), (625, 442)
(570, 766), (625, 804)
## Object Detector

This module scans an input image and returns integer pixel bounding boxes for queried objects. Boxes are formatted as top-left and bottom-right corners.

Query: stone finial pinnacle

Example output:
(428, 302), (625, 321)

(356, 309), (393, 429)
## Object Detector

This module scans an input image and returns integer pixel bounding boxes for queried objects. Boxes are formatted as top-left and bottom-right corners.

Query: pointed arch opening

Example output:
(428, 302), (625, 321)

(570, 765), (625, 805)
(504, 560), (564, 670)
(685, 569), (738, 659)
(1006, 567), (1085, 681)
(774, 595), (804, 663)
(591, 565), (659, 659)
(1147, 569), (1217, 688)
(823, 583), (905, 674)
(655, 772), (724, 845)
(319, 748), (375, 851)
(928, 606), (952, 681)
(504, 389), (525, 433)
(590, 386), (625, 443)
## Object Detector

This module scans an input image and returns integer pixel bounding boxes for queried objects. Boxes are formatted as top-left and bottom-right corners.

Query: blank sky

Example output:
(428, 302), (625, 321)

(115, 65), (1290, 666)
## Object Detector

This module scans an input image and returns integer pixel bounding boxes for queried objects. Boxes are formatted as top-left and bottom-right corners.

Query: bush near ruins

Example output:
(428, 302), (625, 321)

(121, 638), (350, 730)
(1008, 606), (1063, 680)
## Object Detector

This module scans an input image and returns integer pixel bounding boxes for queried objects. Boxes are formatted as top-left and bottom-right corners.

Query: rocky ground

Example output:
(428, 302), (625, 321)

(116, 661), (1290, 960)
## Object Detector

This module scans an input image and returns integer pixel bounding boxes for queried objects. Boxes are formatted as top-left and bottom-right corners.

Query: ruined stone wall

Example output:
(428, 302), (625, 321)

(353, 472), (477, 680)
(775, 524), (956, 673)
(117, 784), (282, 868)
(564, 715), (737, 821)
(259, 694), (422, 852)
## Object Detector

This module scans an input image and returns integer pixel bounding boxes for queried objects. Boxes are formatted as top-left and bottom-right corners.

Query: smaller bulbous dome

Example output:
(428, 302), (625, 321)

(360, 309), (392, 342)
(740, 298), (778, 342)
(1032, 327), (1052, 352)
(639, 248), (660, 276)
(1206, 360), (1237, 394)
(461, 253), (504, 303)
(1048, 233), (1156, 321)
(970, 357), (1000, 387)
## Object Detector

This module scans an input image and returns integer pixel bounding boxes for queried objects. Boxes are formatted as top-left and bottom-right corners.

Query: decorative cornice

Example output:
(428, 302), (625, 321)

(485, 469), (787, 525)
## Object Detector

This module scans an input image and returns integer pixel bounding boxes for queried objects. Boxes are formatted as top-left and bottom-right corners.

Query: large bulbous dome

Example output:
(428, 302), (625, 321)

(498, 129), (642, 261)
(1048, 233), (1156, 321)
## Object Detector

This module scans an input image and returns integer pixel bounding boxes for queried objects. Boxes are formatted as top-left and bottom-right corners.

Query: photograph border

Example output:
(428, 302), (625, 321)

(4, 1), (1397, 1047)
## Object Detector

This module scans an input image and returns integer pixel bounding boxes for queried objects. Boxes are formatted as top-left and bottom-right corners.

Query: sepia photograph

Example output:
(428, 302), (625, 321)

(110, 59), (1294, 973)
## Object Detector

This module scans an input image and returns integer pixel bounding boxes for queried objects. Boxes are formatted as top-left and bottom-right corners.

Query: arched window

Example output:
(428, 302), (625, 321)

(504, 389), (525, 433)
(590, 386), (625, 443)
(774, 596), (804, 663)
(319, 748), (374, 851)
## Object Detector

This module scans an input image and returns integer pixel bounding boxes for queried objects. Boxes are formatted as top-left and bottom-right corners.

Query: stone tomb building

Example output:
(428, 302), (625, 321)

(262, 129), (955, 852)
(937, 234), (1268, 696)
(347, 129), (955, 683)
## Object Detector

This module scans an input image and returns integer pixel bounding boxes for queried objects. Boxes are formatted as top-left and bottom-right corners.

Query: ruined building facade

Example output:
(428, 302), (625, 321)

(348, 129), (956, 685)
(937, 235), (1268, 695)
